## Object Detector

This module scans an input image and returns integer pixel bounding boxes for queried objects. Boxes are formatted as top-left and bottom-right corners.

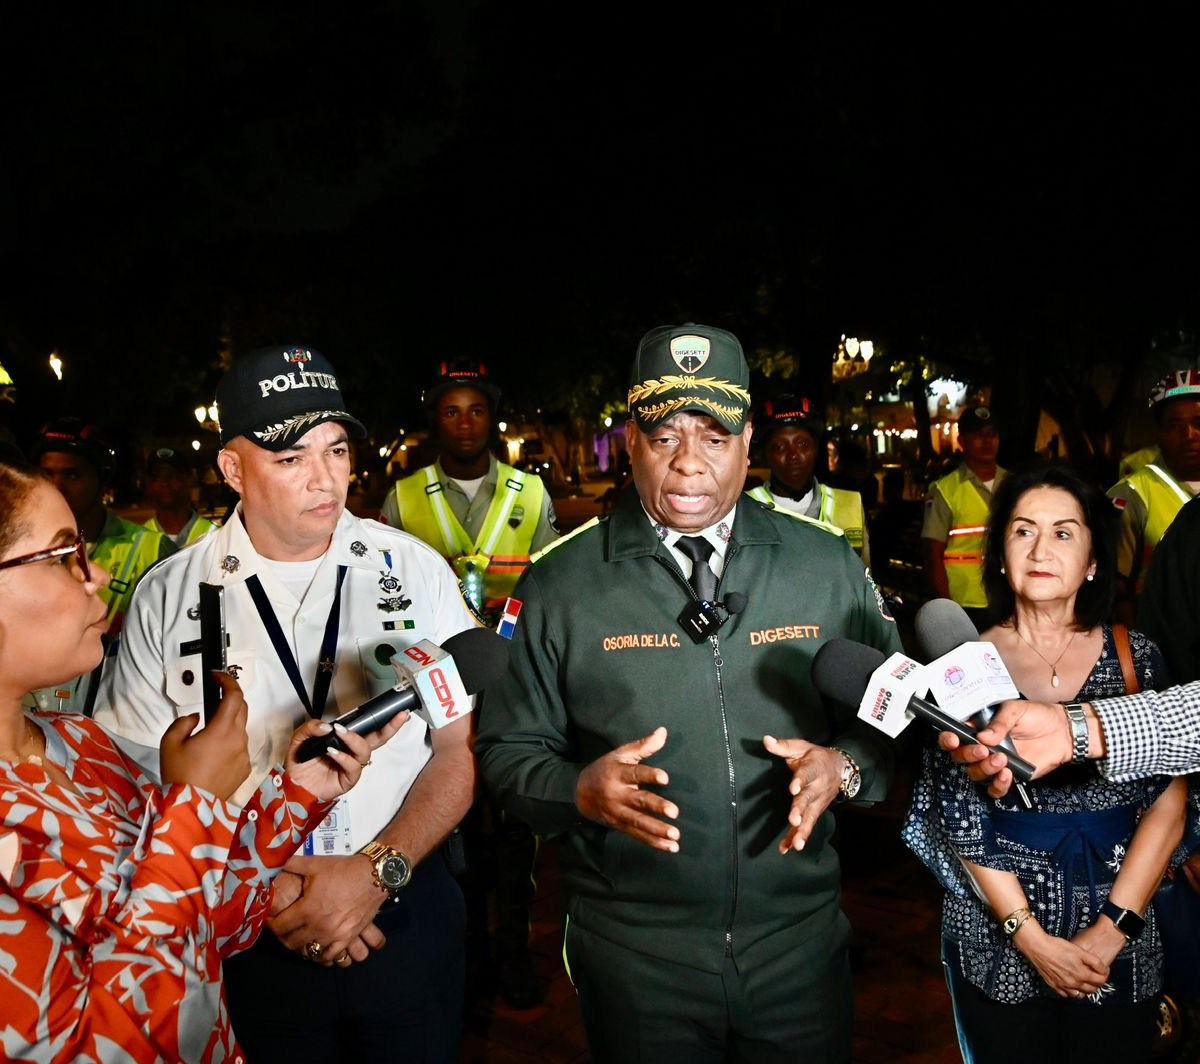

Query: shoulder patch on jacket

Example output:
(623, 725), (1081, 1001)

(531, 516), (601, 563)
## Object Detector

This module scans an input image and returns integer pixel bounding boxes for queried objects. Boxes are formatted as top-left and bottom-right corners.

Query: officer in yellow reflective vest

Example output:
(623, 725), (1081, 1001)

(29, 418), (175, 712)
(745, 393), (870, 566)
(1108, 368), (1200, 617)
(380, 362), (558, 626)
(379, 359), (557, 1009)
(141, 444), (220, 547)
(921, 404), (1005, 630)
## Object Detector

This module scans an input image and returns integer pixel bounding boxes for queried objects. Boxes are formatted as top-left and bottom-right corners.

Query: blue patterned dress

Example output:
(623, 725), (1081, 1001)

(901, 625), (1199, 1006)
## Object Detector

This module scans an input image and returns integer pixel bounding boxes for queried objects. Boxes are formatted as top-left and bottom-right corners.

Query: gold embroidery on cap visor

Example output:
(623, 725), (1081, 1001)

(628, 375), (751, 430)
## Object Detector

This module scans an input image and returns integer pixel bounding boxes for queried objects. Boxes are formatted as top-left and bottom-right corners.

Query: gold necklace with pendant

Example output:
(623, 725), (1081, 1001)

(1013, 627), (1078, 689)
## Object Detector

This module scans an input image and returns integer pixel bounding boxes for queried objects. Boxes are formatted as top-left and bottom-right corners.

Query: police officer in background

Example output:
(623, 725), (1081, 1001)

(477, 322), (901, 1061)
(1108, 369), (1200, 621)
(745, 393), (870, 565)
(95, 345), (478, 1061)
(142, 445), (220, 547)
(921, 404), (1005, 630)
(29, 417), (175, 713)
(380, 359), (557, 1008)
(380, 359), (558, 624)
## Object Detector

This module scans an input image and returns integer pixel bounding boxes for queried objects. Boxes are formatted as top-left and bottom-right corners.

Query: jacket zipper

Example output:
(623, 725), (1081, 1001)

(657, 547), (740, 960)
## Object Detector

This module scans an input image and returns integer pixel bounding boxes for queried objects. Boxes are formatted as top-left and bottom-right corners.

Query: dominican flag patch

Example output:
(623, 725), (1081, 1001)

(497, 598), (523, 639)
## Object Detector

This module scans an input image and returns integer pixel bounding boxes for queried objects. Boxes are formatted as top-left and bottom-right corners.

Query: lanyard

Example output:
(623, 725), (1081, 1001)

(245, 565), (348, 719)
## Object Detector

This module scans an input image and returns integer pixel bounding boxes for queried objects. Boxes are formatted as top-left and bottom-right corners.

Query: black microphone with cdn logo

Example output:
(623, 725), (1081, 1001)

(296, 627), (509, 762)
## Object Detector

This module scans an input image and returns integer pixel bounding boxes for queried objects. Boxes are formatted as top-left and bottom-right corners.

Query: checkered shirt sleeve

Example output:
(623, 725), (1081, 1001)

(1094, 680), (1200, 781)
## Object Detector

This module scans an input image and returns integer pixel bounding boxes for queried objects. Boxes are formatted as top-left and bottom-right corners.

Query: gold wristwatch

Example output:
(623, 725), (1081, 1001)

(831, 748), (862, 801)
(360, 840), (413, 898)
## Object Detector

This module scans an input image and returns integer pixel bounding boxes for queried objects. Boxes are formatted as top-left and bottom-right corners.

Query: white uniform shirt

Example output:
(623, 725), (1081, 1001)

(94, 507), (475, 846)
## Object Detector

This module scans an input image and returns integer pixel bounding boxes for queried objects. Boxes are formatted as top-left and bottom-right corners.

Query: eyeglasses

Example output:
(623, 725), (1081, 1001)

(0, 531), (91, 581)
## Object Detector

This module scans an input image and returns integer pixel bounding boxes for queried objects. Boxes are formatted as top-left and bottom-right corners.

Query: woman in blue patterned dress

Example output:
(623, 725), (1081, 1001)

(902, 464), (1198, 1063)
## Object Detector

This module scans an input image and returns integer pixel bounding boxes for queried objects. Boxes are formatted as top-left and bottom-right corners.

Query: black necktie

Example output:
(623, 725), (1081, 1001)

(677, 535), (717, 603)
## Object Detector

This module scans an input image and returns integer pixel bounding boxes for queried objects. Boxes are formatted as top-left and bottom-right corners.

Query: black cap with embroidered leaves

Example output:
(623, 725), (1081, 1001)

(215, 345), (368, 451)
(627, 323), (751, 434)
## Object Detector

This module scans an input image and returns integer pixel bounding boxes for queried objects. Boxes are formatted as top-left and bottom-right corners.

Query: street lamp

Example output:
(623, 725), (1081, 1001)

(48, 351), (63, 381)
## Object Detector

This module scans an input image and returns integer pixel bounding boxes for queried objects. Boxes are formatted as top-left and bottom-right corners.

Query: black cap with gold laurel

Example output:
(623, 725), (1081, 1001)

(627, 323), (751, 434)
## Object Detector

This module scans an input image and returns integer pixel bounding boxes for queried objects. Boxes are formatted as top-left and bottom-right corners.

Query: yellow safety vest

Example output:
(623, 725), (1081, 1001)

(144, 513), (219, 547)
(92, 515), (173, 637)
(1118, 463), (1195, 592)
(392, 462), (544, 618)
(746, 483), (866, 556)
(931, 468), (998, 609)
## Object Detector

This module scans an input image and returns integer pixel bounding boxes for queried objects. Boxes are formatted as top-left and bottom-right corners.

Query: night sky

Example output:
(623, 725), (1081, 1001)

(3, 3), (1198, 452)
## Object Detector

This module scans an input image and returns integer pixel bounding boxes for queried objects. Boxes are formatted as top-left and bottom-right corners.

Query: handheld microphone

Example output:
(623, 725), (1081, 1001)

(295, 627), (509, 762)
(811, 639), (1037, 784)
(915, 599), (1034, 806)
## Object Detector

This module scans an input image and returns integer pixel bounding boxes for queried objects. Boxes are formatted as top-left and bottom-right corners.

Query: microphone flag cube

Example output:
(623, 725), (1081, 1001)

(392, 639), (471, 728)
(856, 652), (929, 738)
(925, 642), (1021, 721)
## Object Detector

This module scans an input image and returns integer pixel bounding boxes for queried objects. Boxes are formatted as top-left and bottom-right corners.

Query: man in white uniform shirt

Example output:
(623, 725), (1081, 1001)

(94, 344), (477, 1063)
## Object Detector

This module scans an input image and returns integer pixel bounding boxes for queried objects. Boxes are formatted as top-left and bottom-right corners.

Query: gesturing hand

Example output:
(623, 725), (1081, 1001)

(763, 735), (844, 854)
(159, 670), (251, 800)
(575, 726), (680, 852)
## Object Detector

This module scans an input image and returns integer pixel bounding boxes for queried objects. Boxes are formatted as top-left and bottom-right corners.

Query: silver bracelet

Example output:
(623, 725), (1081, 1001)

(1062, 702), (1089, 763)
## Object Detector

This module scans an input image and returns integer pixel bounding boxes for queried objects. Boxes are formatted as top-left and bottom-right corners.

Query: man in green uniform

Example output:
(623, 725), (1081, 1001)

(745, 393), (870, 565)
(380, 360), (558, 1008)
(1108, 368), (1200, 621)
(30, 417), (175, 712)
(476, 323), (901, 1061)
(921, 404), (1005, 630)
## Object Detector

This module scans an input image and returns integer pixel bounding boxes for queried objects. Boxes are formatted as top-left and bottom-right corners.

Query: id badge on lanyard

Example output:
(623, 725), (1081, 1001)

(304, 795), (354, 856)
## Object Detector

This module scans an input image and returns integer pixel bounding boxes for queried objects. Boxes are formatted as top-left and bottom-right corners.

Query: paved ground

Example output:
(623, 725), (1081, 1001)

(461, 766), (961, 1063)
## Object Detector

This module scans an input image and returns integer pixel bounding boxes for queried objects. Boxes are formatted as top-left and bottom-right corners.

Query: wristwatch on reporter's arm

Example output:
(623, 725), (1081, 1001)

(830, 748), (862, 801)
(1062, 702), (1091, 764)
(360, 840), (412, 899)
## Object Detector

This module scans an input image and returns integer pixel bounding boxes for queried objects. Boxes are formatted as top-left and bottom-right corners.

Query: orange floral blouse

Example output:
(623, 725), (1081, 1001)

(0, 712), (330, 1063)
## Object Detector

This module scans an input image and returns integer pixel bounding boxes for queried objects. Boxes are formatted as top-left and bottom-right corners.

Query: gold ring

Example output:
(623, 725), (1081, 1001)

(363, 758), (372, 767)
(305, 940), (324, 961)
(336, 952), (351, 965)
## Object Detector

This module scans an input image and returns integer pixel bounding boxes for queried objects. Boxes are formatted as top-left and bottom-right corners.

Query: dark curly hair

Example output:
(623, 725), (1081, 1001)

(0, 458), (49, 561)
(982, 463), (1117, 631)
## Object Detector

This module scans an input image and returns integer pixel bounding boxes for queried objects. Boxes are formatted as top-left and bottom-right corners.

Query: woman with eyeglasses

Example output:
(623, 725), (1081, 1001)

(0, 458), (401, 1063)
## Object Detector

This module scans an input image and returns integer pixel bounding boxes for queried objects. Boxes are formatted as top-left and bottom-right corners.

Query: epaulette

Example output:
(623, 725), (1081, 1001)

(531, 516), (603, 563)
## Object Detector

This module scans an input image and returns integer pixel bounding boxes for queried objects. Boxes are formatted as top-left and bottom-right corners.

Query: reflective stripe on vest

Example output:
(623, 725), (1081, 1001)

(747, 484), (864, 554)
(1126, 463), (1196, 592)
(934, 470), (995, 608)
(392, 463), (544, 611)
(91, 526), (165, 636)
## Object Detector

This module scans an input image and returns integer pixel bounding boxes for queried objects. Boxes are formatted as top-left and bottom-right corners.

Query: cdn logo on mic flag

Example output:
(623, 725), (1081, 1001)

(394, 640), (471, 728)
(856, 652), (929, 739)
